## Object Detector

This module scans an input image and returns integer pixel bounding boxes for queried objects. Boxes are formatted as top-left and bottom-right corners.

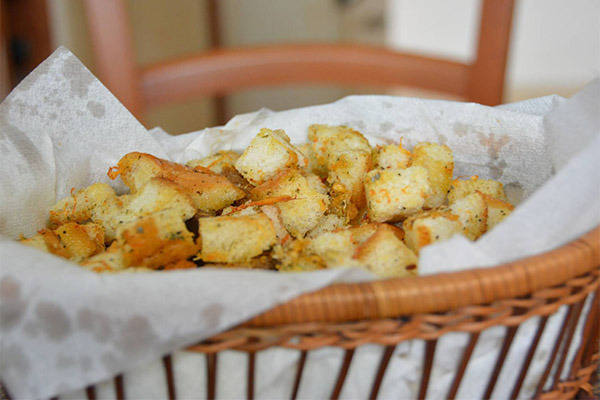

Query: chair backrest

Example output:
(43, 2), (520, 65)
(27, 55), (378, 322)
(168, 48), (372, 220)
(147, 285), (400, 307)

(83, 0), (515, 122)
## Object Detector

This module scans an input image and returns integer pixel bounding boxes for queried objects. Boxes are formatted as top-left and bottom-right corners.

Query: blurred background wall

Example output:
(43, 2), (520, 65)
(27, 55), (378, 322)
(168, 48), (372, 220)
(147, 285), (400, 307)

(3, 0), (599, 133)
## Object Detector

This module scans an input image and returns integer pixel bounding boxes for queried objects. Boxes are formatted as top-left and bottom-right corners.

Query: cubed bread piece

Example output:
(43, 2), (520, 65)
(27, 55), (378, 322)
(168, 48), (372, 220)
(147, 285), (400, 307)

(115, 152), (245, 212)
(115, 152), (186, 193)
(410, 142), (453, 208)
(235, 128), (307, 185)
(307, 124), (372, 176)
(374, 143), (411, 170)
(353, 226), (418, 278)
(20, 229), (68, 258)
(116, 209), (200, 269)
(259, 205), (291, 243)
(306, 214), (347, 238)
(55, 222), (105, 262)
(49, 183), (117, 226)
(327, 149), (372, 209)
(273, 240), (327, 272)
(328, 182), (359, 224)
(298, 143), (320, 175)
(364, 167), (433, 222)
(479, 192), (514, 230)
(81, 243), (127, 273)
(448, 177), (508, 204)
(198, 213), (277, 263)
(251, 169), (329, 238)
(403, 210), (462, 254)
(104, 178), (196, 240)
(448, 192), (488, 240)
(186, 150), (240, 174)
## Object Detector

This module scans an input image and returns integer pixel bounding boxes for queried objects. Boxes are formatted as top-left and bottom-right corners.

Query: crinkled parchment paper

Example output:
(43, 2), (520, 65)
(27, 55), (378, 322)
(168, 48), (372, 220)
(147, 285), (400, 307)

(1, 48), (598, 399)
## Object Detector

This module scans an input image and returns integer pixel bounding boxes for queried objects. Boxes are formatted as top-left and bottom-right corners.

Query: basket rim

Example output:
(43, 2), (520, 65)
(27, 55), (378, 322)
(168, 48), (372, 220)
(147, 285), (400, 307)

(247, 226), (600, 326)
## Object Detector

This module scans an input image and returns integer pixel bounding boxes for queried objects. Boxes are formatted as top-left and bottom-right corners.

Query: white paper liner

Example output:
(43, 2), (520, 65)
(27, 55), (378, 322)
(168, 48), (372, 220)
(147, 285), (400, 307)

(1, 48), (598, 399)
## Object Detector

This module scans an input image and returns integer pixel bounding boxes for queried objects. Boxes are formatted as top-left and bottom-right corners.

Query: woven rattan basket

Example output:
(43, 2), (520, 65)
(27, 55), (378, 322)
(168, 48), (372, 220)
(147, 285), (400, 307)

(62, 226), (599, 400)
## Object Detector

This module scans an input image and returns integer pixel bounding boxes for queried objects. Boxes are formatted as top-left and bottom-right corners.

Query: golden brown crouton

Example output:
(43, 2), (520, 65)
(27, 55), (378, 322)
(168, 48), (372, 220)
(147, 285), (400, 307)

(102, 178), (196, 240)
(49, 183), (118, 227)
(374, 143), (411, 170)
(327, 149), (372, 210)
(410, 142), (454, 208)
(113, 152), (245, 212)
(448, 192), (488, 240)
(235, 129), (307, 185)
(186, 150), (240, 174)
(251, 169), (330, 238)
(448, 177), (508, 204)
(306, 214), (347, 238)
(55, 222), (105, 262)
(81, 243), (127, 273)
(364, 167), (433, 222)
(353, 225), (418, 278)
(403, 210), (462, 254)
(198, 213), (277, 263)
(479, 192), (514, 230)
(307, 124), (372, 177)
(20, 229), (68, 259)
(115, 209), (200, 269)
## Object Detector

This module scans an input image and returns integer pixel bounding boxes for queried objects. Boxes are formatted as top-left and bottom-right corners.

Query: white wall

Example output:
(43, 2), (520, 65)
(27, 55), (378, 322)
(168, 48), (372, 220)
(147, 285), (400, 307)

(386, 0), (600, 102)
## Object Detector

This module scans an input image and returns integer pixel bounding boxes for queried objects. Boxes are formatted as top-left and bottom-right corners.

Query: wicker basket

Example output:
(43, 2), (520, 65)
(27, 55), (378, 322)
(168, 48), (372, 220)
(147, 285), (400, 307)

(58, 226), (600, 399)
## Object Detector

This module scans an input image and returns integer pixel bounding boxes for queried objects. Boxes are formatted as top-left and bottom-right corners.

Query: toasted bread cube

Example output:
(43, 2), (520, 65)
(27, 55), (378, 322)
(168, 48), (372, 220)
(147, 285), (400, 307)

(251, 169), (329, 238)
(115, 152), (245, 211)
(353, 226), (418, 278)
(49, 183), (117, 226)
(403, 210), (462, 254)
(170, 169), (245, 212)
(273, 240), (327, 272)
(327, 150), (372, 209)
(307, 124), (372, 176)
(235, 129), (307, 185)
(20, 229), (68, 258)
(55, 222), (105, 262)
(298, 143), (320, 175)
(374, 143), (411, 170)
(479, 192), (514, 230)
(364, 167), (433, 222)
(81, 243), (126, 273)
(410, 142), (453, 208)
(115, 209), (199, 269)
(103, 178), (196, 240)
(259, 205), (291, 243)
(186, 150), (240, 174)
(448, 177), (508, 204)
(306, 214), (347, 238)
(448, 192), (488, 240)
(198, 213), (276, 263)
(116, 152), (185, 193)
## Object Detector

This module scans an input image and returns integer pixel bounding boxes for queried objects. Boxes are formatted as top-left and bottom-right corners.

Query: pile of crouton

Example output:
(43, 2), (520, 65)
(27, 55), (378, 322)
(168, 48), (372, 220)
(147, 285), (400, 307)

(20, 125), (514, 278)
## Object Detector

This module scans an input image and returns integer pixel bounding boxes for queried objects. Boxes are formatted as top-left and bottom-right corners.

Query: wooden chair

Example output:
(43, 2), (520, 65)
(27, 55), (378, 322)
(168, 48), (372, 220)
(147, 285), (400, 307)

(83, 0), (515, 124)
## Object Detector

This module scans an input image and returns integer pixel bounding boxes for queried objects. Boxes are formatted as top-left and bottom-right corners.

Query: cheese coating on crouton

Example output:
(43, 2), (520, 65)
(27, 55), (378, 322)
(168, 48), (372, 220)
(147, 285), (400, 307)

(365, 167), (433, 222)
(235, 129), (307, 185)
(198, 213), (277, 263)
(410, 142), (454, 208)
(403, 210), (462, 254)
